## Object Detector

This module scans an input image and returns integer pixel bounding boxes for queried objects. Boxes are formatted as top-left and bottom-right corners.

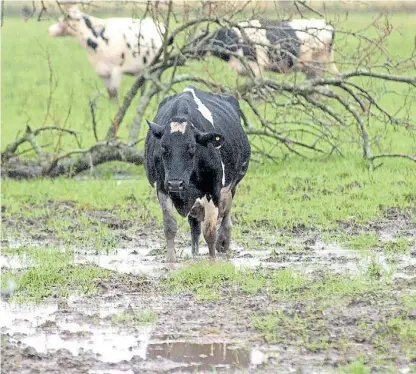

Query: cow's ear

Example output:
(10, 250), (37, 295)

(147, 119), (164, 139)
(195, 131), (225, 148)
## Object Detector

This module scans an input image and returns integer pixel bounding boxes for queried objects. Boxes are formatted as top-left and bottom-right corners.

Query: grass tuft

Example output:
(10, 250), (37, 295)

(1, 248), (111, 303)
(111, 308), (157, 325)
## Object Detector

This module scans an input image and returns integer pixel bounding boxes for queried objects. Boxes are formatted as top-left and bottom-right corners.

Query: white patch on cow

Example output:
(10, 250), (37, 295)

(170, 121), (187, 134)
(221, 160), (226, 186)
(235, 20), (269, 76)
(287, 19), (335, 76)
(183, 87), (214, 127)
(189, 195), (219, 235)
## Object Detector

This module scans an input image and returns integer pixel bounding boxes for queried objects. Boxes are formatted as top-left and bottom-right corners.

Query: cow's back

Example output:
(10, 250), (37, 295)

(87, 17), (164, 75)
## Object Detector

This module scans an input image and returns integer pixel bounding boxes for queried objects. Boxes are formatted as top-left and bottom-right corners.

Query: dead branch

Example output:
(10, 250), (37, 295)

(2, 126), (80, 162)
(2, 141), (144, 179)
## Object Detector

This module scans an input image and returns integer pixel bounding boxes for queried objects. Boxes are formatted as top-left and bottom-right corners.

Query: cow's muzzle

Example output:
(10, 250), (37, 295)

(167, 180), (184, 193)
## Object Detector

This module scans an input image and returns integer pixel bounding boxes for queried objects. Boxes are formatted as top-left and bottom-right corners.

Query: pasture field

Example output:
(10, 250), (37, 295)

(1, 6), (416, 374)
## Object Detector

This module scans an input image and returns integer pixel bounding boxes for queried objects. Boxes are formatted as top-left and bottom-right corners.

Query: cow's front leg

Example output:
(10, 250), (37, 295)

(157, 191), (177, 262)
(102, 68), (122, 103)
(188, 216), (201, 256)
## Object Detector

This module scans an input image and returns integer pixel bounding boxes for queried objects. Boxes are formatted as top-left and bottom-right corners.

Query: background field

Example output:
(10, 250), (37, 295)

(1, 2), (416, 373)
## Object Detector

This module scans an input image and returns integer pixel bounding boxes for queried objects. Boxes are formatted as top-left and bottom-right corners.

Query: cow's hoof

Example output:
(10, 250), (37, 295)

(215, 237), (229, 253)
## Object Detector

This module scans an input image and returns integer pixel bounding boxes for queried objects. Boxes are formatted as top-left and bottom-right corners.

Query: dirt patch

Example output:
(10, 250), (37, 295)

(2, 272), (415, 373)
(1, 205), (415, 373)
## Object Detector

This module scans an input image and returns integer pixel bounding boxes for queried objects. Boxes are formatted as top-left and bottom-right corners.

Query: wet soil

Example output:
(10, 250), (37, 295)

(1, 204), (415, 373)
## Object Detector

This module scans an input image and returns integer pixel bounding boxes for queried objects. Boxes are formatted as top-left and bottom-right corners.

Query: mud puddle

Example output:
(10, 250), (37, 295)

(1, 298), (265, 373)
(144, 340), (255, 372)
(1, 230), (415, 373)
(2, 235), (414, 279)
(72, 235), (415, 280)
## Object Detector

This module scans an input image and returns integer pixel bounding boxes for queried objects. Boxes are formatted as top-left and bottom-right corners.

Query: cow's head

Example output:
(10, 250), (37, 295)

(190, 28), (239, 61)
(48, 6), (82, 37)
(147, 117), (224, 194)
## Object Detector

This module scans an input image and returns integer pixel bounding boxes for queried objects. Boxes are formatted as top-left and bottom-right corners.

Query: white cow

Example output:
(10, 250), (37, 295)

(48, 7), (170, 101)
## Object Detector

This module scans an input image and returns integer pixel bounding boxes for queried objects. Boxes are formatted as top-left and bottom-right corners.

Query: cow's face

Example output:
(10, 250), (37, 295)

(48, 7), (82, 37)
(147, 118), (224, 194)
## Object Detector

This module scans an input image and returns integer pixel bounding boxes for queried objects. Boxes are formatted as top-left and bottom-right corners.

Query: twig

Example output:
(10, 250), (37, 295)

(1, 0), (4, 27)
(369, 153), (416, 163)
(89, 98), (99, 142)
(37, 1), (49, 21)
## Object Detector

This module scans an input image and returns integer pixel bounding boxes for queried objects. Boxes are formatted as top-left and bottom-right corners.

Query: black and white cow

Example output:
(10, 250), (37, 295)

(48, 6), (170, 101)
(145, 85), (251, 262)
(193, 19), (338, 79)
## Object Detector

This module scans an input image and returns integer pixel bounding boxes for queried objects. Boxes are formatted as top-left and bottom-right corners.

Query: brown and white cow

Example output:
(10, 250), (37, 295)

(193, 19), (338, 79)
(48, 7), (171, 101)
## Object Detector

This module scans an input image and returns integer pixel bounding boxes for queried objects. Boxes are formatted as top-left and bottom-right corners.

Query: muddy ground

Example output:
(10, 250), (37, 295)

(1, 202), (415, 373)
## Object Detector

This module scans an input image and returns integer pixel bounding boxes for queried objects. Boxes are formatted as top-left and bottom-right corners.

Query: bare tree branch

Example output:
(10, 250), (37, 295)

(3, 0), (416, 179)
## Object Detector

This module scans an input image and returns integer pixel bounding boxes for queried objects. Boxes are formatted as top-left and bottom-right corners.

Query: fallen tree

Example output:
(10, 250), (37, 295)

(2, 0), (415, 178)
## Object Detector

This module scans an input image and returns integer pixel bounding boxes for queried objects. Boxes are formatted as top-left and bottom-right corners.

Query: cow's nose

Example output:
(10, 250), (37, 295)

(167, 180), (184, 192)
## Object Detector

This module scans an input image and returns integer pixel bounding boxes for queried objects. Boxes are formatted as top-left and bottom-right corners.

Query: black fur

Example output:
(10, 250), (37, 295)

(86, 38), (98, 51)
(83, 16), (98, 38)
(263, 20), (300, 71)
(99, 27), (109, 44)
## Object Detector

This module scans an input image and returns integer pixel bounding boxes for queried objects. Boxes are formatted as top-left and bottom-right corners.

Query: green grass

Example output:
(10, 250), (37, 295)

(252, 309), (331, 349)
(1, 247), (111, 303)
(338, 358), (371, 374)
(164, 260), (387, 301)
(163, 261), (311, 301)
(383, 238), (411, 254)
(2, 156), (415, 240)
(111, 308), (157, 325)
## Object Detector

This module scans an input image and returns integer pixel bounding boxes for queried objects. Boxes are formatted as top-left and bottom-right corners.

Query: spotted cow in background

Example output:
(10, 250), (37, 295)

(48, 7), (171, 101)
(193, 19), (338, 79)
(145, 86), (251, 262)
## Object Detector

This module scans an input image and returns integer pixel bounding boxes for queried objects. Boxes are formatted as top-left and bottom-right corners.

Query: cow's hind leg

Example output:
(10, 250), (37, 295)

(188, 216), (201, 256)
(216, 211), (232, 253)
(157, 191), (177, 262)
(216, 187), (233, 253)
(190, 196), (218, 258)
